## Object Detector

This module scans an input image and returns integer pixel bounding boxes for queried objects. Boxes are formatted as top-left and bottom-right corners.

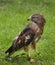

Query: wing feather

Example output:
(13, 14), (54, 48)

(13, 27), (35, 50)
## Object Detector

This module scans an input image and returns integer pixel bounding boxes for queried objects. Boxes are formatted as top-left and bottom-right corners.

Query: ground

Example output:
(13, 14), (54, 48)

(0, 0), (55, 65)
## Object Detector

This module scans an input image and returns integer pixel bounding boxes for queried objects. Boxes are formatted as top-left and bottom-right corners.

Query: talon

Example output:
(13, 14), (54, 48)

(36, 52), (40, 55)
(30, 58), (36, 62)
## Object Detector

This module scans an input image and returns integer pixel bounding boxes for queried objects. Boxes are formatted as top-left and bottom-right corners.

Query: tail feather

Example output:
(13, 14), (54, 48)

(5, 42), (23, 57)
(5, 45), (14, 57)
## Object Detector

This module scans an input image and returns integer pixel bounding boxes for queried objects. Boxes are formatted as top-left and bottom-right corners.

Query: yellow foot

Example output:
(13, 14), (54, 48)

(36, 52), (40, 55)
(30, 58), (36, 62)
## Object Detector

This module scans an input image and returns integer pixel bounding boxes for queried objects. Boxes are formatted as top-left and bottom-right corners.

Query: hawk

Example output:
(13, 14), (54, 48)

(5, 14), (46, 62)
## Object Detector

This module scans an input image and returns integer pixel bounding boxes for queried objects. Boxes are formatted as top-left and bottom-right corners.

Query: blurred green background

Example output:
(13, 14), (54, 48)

(0, 0), (55, 65)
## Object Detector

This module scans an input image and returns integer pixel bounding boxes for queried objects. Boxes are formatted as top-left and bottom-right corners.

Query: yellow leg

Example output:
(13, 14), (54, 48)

(31, 41), (40, 55)
(24, 45), (36, 62)
(24, 45), (31, 58)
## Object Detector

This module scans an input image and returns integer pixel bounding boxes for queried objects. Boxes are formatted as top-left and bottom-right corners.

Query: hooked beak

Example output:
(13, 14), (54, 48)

(27, 16), (31, 21)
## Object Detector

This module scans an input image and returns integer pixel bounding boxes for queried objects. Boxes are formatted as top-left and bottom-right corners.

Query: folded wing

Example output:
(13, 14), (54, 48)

(5, 27), (35, 56)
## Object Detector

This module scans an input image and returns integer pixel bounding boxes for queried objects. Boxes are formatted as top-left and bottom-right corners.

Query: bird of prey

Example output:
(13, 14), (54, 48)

(5, 14), (46, 62)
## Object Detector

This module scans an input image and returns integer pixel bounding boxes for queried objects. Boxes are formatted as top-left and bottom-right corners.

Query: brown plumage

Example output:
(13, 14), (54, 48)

(5, 14), (46, 61)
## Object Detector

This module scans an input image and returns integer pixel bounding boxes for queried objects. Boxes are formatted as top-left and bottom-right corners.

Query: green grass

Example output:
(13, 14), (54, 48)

(0, 0), (55, 65)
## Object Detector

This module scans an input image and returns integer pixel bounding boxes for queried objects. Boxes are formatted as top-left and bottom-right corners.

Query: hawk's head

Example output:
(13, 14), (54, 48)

(28, 14), (46, 26)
